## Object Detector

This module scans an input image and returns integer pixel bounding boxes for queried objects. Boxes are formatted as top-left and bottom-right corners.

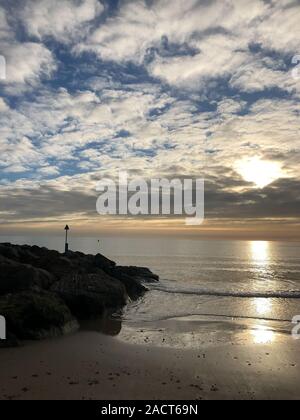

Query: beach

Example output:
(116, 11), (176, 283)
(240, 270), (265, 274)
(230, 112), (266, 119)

(1, 237), (300, 400)
(0, 317), (299, 400)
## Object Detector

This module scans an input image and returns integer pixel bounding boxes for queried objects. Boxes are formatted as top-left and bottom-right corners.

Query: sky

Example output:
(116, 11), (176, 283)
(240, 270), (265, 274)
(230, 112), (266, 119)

(0, 0), (299, 240)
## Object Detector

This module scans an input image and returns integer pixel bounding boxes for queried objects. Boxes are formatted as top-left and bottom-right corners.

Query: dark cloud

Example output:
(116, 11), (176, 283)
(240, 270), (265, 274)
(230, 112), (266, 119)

(1, 173), (299, 224)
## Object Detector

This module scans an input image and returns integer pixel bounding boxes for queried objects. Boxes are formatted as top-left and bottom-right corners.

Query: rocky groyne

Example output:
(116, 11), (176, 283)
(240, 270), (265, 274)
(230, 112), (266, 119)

(0, 243), (159, 346)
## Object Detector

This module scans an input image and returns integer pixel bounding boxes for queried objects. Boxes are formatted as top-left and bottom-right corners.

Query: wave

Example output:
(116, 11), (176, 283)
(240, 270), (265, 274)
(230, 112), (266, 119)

(150, 284), (300, 299)
(143, 312), (292, 325)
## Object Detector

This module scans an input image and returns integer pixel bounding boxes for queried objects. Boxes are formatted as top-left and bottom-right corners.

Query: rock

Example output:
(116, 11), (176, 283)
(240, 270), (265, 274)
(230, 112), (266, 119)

(115, 266), (159, 283)
(105, 267), (147, 300)
(0, 243), (159, 345)
(0, 291), (78, 340)
(0, 244), (19, 260)
(0, 261), (56, 295)
(0, 244), (70, 279)
(0, 254), (8, 264)
(34, 254), (76, 279)
(93, 253), (116, 270)
(51, 271), (127, 318)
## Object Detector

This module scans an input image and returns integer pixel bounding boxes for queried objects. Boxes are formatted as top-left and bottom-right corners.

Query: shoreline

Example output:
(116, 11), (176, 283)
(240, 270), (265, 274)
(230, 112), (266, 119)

(1, 317), (299, 400)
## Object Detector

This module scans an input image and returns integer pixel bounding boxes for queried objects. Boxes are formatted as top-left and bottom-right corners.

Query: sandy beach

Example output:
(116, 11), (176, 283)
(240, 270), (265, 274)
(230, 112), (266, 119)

(0, 317), (299, 400)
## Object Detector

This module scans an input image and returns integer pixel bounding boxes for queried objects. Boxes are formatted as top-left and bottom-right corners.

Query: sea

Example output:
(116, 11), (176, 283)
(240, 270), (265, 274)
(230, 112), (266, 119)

(1, 235), (300, 347)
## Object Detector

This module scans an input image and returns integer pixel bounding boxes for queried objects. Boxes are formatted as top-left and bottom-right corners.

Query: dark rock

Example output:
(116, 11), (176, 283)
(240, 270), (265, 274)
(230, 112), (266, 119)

(115, 266), (159, 283)
(105, 267), (147, 300)
(0, 291), (78, 340)
(94, 253), (116, 270)
(0, 244), (19, 260)
(33, 254), (75, 279)
(0, 261), (56, 295)
(0, 243), (159, 345)
(51, 271), (127, 318)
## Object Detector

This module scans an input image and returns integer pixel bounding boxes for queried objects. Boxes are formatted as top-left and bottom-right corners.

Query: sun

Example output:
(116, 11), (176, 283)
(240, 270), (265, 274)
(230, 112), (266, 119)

(235, 157), (283, 189)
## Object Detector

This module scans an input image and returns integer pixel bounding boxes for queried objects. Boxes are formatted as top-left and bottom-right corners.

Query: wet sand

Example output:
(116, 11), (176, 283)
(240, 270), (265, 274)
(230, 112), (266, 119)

(0, 320), (300, 400)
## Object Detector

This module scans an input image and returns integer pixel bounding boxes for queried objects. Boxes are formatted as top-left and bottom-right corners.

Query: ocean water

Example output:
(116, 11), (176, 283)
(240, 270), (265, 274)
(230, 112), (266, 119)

(1, 236), (300, 344)
(113, 240), (300, 329)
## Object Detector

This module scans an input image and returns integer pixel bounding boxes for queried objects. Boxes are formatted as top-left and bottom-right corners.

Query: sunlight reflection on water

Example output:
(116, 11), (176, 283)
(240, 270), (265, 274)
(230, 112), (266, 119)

(254, 298), (273, 316)
(251, 325), (275, 344)
(250, 241), (270, 267)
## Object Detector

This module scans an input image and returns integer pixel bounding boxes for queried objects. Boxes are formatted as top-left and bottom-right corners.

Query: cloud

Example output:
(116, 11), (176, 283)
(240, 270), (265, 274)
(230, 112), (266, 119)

(0, 97), (9, 112)
(77, 0), (300, 94)
(0, 6), (12, 41)
(0, 5), (56, 93)
(255, 0), (300, 54)
(4, 42), (56, 85)
(38, 166), (60, 176)
(0, 0), (300, 236)
(80, 0), (266, 63)
(217, 99), (246, 116)
(20, 0), (104, 43)
(0, 136), (45, 173)
(229, 56), (298, 94)
(148, 35), (247, 88)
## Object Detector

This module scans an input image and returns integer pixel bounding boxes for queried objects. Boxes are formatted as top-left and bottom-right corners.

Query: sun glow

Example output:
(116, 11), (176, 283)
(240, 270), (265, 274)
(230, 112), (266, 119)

(254, 298), (272, 316)
(235, 157), (283, 188)
(251, 325), (275, 344)
(250, 241), (269, 266)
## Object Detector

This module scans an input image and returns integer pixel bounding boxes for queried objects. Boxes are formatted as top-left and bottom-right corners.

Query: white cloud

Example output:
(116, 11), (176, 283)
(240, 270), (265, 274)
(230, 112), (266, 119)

(0, 97), (9, 112)
(0, 136), (45, 173)
(38, 165), (60, 176)
(21, 0), (104, 43)
(80, 0), (265, 63)
(0, 7), (12, 41)
(229, 58), (299, 94)
(0, 6), (56, 93)
(217, 98), (246, 116)
(4, 42), (56, 86)
(255, 0), (300, 53)
(1, 79), (299, 184)
(149, 34), (248, 88)
(77, 0), (300, 93)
